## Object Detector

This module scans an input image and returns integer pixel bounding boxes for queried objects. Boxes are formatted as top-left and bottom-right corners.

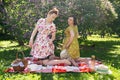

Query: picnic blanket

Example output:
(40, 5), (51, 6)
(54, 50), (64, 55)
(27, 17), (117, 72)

(4, 57), (112, 74)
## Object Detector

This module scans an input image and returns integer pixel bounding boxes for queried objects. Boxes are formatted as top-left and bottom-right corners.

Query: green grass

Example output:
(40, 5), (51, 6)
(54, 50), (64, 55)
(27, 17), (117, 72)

(0, 35), (120, 80)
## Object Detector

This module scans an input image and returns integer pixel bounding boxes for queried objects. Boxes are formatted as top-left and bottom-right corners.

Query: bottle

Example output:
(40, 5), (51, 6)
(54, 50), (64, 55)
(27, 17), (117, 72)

(90, 55), (95, 72)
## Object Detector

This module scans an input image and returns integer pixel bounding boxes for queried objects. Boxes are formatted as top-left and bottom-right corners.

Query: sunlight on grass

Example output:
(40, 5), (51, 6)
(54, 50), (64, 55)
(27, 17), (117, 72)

(0, 40), (29, 52)
(109, 66), (120, 80)
(0, 35), (120, 80)
(1, 74), (41, 80)
(0, 41), (18, 48)
(88, 35), (120, 41)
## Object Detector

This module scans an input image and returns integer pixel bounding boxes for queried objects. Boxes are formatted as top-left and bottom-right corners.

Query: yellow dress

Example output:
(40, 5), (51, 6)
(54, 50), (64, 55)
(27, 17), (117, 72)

(62, 26), (80, 59)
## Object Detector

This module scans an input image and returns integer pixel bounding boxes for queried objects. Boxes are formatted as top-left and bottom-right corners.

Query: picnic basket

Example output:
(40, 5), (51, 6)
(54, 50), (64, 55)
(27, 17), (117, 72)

(11, 51), (28, 72)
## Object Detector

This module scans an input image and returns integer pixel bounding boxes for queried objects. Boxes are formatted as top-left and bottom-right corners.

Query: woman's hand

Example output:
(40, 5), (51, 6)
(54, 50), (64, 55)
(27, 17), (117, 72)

(63, 30), (74, 49)
(63, 45), (66, 49)
(63, 44), (69, 49)
(49, 39), (53, 44)
(65, 44), (70, 49)
(28, 40), (33, 48)
(28, 24), (38, 48)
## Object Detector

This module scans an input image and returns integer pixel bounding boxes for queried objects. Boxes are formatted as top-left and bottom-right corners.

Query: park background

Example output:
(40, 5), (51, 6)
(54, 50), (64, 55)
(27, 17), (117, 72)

(0, 0), (120, 80)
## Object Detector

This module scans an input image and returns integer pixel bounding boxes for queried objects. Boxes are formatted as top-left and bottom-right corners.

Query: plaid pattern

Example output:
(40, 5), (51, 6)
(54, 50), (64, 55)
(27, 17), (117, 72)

(5, 57), (110, 73)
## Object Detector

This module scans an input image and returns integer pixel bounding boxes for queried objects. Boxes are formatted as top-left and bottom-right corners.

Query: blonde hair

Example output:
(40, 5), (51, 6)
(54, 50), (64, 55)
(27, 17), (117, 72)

(48, 7), (59, 15)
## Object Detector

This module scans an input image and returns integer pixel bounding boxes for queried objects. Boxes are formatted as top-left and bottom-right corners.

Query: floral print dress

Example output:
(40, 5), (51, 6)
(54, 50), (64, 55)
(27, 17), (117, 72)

(30, 18), (56, 59)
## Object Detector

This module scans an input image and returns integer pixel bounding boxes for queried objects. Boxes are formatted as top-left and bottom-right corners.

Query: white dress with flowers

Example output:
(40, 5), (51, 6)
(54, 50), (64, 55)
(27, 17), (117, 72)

(30, 18), (56, 59)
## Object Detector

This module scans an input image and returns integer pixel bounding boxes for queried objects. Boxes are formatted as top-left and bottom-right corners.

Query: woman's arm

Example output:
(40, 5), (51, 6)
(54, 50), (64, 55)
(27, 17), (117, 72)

(50, 24), (56, 42)
(29, 24), (38, 47)
(51, 31), (56, 41)
(65, 30), (74, 48)
(29, 18), (43, 47)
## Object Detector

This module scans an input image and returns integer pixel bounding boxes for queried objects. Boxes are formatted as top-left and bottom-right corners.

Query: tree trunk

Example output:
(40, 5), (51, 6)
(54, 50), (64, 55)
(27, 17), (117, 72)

(0, 0), (8, 34)
(18, 40), (24, 46)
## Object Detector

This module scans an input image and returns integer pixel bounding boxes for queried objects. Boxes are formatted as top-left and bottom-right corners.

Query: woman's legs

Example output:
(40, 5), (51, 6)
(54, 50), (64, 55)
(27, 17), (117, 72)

(49, 54), (60, 60)
(43, 59), (71, 66)
(68, 57), (78, 66)
(75, 57), (90, 63)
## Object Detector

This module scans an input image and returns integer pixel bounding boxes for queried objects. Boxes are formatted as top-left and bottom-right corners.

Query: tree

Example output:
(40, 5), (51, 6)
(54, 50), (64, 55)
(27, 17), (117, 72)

(5, 0), (45, 45)
(1, 0), (117, 45)
(54, 0), (117, 39)
(108, 0), (120, 37)
(0, 0), (9, 34)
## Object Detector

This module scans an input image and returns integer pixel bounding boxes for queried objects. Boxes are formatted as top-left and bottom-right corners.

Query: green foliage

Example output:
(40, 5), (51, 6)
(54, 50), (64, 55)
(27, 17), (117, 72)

(54, 0), (117, 38)
(108, 0), (120, 37)
(1, 0), (118, 44)
(6, 0), (42, 44)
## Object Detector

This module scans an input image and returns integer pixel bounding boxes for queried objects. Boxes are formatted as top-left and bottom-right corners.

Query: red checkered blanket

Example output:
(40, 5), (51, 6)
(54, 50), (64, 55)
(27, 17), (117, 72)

(4, 57), (111, 74)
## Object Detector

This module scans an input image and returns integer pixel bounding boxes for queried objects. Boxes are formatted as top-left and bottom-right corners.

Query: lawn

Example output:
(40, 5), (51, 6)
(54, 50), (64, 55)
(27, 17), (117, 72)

(0, 35), (120, 80)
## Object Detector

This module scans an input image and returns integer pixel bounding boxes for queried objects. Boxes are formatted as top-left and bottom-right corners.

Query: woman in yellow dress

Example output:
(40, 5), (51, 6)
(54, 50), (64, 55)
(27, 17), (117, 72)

(62, 16), (80, 66)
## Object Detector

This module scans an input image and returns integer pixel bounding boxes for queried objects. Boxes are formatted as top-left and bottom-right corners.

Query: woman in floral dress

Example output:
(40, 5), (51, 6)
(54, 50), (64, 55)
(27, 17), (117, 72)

(29, 8), (59, 59)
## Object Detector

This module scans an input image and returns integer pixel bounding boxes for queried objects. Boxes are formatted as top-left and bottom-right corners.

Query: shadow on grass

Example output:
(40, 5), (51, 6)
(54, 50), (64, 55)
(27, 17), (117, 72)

(80, 40), (120, 69)
(0, 38), (120, 80)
